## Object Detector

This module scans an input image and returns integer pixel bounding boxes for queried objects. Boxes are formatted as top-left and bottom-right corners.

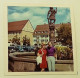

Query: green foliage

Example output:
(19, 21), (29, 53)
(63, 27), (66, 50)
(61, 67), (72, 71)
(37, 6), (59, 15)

(54, 45), (73, 60)
(12, 35), (20, 45)
(57, 24), (72, 46)
(12, 35), (30, 45)
(23, 35), (30, 46)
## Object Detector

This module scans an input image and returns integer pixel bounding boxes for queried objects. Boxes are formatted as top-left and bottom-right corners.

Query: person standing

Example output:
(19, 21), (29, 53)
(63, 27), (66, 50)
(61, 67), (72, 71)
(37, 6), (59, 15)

(37, 43), (47, 72)
(47, 42), (56, 71)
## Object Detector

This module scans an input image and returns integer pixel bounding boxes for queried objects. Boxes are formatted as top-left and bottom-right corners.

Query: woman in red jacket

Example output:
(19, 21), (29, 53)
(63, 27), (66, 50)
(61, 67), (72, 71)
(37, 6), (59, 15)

(37, 43), (47, 72)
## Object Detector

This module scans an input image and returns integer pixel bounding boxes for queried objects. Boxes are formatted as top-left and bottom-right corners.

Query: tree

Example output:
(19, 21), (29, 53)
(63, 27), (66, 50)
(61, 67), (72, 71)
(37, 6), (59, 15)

(56, 23), (72, 46)
(54, 45), (72, 60)
(23, 35), (30, 46)
(12, 35), (20, 45)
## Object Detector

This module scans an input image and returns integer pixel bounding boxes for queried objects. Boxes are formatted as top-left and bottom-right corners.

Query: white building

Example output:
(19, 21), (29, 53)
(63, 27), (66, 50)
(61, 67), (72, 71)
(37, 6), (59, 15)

(33, 24), (49, 46)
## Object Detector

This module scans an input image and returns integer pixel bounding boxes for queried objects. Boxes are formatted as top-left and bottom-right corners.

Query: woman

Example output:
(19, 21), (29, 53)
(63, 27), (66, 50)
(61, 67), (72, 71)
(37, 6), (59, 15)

(37, 43), (47, 72)
(47, 42), (56, 71)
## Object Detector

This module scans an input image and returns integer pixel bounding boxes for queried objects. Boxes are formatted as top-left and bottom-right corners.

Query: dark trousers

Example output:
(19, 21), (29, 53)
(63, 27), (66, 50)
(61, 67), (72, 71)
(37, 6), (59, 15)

(35, 63), (41, 71)
(35, 63), (48, 71)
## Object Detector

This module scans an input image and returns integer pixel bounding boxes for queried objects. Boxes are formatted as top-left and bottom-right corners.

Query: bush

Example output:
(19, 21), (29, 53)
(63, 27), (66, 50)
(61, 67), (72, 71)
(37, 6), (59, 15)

(54, 45), (73, 60)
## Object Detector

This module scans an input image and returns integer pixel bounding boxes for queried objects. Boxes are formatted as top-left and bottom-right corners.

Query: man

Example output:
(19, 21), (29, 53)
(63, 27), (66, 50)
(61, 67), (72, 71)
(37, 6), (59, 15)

(47, 7), (57, 24)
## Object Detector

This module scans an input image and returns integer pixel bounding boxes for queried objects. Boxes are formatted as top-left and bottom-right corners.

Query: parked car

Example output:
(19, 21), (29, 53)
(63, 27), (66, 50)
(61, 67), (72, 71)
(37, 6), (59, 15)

(22, 45), (28, 51)
(8, 46), (16, 53)
(22, 45), (35, 52)
(15, 45), (24, 52)
(8, 44), (36, 52)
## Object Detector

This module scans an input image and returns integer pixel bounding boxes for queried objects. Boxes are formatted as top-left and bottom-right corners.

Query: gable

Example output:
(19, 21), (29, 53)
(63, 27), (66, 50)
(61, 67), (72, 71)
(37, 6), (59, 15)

(22, 20), (34, 32)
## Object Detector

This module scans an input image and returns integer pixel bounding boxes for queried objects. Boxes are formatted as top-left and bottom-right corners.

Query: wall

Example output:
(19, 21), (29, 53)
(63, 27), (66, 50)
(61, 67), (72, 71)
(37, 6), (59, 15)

(21, 21), (34, 45)
(8, 32), (21, 41)
(20, 31), (33, 45)
(23, 20), (34, 32)
(33, 35), (49, 45)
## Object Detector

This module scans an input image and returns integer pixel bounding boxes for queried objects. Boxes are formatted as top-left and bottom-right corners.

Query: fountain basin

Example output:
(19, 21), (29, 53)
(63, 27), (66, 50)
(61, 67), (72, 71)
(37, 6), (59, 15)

(9, 52), (74, 72)
(9, 52), (36, 72)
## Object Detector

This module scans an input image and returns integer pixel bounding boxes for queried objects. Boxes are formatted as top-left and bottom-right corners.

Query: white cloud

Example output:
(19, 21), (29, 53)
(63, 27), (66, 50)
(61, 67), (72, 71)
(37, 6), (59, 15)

(9, 6), (28, 11)
(30, 16), (47, 28)
(8, 11), (33, 21)
(8, 7), (70, 28)
(64, 13), (71, 23)
(57, 8), (67, 15)
(8, 8), (47, 28)
(28, 7), (48, 15)
(57, 10), (65, 15)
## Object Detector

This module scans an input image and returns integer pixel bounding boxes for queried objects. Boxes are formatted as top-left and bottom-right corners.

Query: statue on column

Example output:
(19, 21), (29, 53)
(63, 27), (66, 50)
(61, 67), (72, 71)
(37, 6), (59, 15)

(47, 7), (57, 29)
(47, 7), (57, 46)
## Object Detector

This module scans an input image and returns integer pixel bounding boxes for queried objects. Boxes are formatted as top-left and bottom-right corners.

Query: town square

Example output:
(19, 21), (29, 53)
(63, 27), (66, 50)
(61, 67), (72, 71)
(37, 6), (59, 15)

(8, 6), (73, 72)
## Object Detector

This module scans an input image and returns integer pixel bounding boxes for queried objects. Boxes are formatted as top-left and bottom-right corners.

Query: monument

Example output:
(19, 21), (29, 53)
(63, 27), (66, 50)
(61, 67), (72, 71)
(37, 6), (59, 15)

(47, 7), (57, 46)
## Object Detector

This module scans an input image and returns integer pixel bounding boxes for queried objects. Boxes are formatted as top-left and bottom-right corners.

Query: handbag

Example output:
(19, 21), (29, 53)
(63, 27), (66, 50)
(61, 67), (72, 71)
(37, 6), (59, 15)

(36, 49), (44, 65)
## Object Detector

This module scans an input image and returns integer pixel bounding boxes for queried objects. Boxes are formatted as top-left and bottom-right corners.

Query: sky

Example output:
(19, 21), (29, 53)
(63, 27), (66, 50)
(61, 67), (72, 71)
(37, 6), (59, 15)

(8, 6), (71, 29)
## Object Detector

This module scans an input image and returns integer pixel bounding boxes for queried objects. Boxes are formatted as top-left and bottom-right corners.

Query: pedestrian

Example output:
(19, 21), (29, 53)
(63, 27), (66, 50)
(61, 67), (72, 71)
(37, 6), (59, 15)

(46, 42), (56, 71)
(37, 43), (47, 72)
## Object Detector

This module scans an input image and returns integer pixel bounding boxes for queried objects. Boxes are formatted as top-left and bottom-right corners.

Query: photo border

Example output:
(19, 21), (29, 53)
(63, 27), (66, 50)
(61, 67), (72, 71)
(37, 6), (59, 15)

(3, 3), (77, 76)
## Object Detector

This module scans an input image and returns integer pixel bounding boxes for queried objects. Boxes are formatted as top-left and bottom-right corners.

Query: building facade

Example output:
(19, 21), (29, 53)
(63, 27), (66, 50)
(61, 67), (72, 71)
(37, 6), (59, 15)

(8, 20), (34, 45)
(33, 24), (50, 46)
(33, 23), (71, 46)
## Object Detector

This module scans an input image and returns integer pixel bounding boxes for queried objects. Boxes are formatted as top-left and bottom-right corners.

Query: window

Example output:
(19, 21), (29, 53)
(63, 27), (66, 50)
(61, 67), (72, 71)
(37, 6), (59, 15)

(45, 39), (48, 42)
(45, 31), (48, 33)
(34, 39), (37, 42)
(13, 32), (14, 34)
(41, 35), (44, 37)
(41, 35), (42, 37)
(19, 32), (21, 34)
(33, 35), (36, 37)
(41, 39), (44, 42)
(45, 35), (48, 37)
(38, 31), (40, 33)
(35, 32), (37, 34)
(16, 32), (17, 34)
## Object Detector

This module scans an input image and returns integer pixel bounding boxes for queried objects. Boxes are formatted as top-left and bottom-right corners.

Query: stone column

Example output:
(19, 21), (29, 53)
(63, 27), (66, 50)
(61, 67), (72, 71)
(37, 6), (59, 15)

(47, 7), (57, 46)
(49, 23), (55, 46)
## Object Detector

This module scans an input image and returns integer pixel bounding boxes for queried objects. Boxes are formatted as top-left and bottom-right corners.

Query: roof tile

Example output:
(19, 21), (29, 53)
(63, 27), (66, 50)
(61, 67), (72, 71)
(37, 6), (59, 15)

(8, 20), (28, 32)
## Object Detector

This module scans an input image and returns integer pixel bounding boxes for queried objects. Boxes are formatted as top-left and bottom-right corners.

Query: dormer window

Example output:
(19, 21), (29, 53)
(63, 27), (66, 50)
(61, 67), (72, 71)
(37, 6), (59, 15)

(45, 31), (48, 33)
(43, 31), (44, 33)
(38, 31), (40, 33)
(42, 31), (43, 33)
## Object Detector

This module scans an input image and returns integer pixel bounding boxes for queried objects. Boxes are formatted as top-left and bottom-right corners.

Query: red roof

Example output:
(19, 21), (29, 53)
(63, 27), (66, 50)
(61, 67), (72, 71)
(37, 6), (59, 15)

(33, 23), (71, 35)
(35, 24), (49, 32)
(8, 20), (28, 32)
(33, 24), (49, 35)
